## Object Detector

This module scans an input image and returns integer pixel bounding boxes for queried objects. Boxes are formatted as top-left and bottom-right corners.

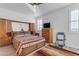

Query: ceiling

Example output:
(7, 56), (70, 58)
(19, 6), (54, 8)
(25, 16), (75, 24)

(38, 3), (71, 16)
(0, 3), (34, 16)
(0, 3), (71, 18)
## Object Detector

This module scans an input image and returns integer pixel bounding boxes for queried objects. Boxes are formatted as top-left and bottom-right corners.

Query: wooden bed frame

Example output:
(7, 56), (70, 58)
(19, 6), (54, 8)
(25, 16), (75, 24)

(20, 41), (45, 56)
(11, 31), (45, 56)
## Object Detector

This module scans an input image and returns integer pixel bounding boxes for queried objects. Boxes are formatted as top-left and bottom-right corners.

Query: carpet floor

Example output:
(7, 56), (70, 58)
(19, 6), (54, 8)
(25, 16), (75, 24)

(0, 45), (79, 56)
(29, 45), (79, 56)
(0, 45), (16, 56)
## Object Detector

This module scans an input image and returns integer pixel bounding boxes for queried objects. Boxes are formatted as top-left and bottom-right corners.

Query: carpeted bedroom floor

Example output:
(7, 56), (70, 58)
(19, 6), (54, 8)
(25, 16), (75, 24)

(0, 45), (79, 56)
(28, 45), (79, 56)
(0, 45), (16, 56)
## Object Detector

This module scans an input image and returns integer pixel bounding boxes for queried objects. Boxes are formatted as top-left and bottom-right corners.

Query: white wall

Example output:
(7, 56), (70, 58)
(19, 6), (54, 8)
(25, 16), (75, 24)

(39, 3), (79, 49)
(0, 8), (35, 23)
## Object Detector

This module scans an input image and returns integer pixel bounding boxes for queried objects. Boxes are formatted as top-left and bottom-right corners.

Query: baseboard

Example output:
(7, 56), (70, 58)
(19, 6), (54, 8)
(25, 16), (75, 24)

(64, 46), (79, 54)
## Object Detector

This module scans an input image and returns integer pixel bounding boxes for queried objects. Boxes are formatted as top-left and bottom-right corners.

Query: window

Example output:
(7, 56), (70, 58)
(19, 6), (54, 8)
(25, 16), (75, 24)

(70, 9), (79, 32)
(37, 19), (43, 31)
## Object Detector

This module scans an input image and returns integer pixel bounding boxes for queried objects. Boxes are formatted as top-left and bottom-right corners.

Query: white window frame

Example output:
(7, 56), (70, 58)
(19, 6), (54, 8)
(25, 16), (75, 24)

(69, 9), (79, 33)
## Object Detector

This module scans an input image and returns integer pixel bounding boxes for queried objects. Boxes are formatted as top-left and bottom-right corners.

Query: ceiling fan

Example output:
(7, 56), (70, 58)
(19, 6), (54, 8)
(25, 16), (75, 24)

(29, 3), (43, 6)
(29, 3), (43, 17)
(29, 3), (43, 8)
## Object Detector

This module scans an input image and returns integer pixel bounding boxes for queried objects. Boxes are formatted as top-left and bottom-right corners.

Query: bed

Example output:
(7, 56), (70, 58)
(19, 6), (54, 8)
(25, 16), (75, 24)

(12, 32), (45, 56)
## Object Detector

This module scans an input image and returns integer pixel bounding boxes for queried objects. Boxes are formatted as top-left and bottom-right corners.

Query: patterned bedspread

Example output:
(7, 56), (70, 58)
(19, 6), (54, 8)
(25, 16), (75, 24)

(12, 35), (45, 55)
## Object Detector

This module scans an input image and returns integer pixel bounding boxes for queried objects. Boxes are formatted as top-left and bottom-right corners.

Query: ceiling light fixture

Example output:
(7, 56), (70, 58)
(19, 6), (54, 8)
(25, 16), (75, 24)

(29, 3), (42, 8)
(33, 5), (37, 8)
(29, 3), (42, 17)
(29, 3), (42, 6)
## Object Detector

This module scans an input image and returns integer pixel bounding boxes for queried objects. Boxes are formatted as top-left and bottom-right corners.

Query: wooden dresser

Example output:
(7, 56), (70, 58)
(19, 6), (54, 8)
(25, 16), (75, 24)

(42, 28), (53, 43)
(0, 19), (12, 47)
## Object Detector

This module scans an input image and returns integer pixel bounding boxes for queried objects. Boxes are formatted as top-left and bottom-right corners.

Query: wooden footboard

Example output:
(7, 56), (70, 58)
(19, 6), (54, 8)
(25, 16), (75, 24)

(37, 41), (45, 49)
(20, 44), (37, 56)
(20, 41), (45, 56)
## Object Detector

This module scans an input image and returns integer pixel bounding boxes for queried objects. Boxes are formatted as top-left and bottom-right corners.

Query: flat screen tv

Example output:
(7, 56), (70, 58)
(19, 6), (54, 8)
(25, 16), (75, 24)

(43, 23), (50, 28)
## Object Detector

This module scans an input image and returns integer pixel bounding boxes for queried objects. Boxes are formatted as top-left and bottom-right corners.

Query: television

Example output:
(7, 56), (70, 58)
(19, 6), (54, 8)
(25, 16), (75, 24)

(43, 22), (50, 28)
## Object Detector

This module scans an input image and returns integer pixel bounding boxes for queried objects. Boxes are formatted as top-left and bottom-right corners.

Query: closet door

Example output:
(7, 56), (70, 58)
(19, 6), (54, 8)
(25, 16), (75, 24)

(0, 20), (6, 37)
(0, 20), (6, 46)
(6, 20), (12, 32)
(5, 20), (12, 45)
(0, 19), (12, 46)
